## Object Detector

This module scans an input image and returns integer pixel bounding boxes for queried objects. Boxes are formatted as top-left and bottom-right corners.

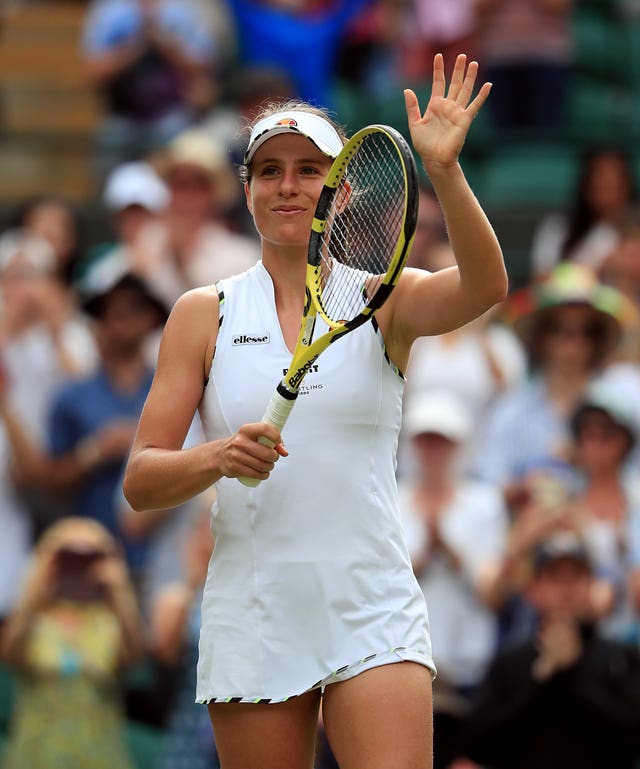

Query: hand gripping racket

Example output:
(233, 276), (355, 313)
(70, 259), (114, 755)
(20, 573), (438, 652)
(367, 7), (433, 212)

(239, 124), (419, 486)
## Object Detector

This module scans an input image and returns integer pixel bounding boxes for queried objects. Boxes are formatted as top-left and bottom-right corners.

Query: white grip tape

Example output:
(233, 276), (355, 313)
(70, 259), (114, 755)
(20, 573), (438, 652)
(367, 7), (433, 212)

(238, 391), (295, 487)
(261, 389), (295, 433)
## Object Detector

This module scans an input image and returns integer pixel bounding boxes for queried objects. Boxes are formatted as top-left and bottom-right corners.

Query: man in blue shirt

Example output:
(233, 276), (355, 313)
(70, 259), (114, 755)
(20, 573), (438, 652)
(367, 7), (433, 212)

(47, 258), (167, 571)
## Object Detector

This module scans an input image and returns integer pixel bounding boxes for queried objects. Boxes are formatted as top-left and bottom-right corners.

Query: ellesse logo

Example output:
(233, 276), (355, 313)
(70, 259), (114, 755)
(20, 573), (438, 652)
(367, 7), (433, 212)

(232, 333), (270, 346)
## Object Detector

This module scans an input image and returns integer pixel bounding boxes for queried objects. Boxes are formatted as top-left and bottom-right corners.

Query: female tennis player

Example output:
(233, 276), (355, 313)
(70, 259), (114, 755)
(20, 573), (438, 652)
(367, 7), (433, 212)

(124, 53), (508, 769)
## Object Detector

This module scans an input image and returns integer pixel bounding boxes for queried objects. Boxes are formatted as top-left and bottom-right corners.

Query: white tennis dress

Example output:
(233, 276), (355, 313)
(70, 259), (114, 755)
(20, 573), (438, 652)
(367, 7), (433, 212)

(196, 261), (434, 703)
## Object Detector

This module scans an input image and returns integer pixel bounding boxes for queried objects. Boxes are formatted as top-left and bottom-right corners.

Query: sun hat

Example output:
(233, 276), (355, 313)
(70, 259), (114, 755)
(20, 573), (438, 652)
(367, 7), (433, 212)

(154, 128), (239, 209)
(504, 262), (635, 355)
(403, 390), (473, 443)
(243, 110), (344, 166)
(103, 161), (169, 213)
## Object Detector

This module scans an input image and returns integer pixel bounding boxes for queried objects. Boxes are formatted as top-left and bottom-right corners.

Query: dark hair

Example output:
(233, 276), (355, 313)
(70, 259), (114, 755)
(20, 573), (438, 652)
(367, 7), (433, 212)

(561, 147), (636, 260)
(9, 194), (85, 285)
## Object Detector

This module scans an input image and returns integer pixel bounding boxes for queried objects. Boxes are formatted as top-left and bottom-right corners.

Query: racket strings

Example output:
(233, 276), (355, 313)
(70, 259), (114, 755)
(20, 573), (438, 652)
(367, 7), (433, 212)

(319, 134), (407, 323)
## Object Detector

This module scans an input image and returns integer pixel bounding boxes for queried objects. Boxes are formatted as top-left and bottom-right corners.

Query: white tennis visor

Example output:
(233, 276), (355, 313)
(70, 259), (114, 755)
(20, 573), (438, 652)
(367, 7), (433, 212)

(243, 111), (344, 165)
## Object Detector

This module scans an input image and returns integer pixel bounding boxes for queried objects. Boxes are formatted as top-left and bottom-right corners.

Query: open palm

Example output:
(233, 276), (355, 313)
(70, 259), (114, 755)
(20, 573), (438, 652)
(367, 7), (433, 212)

(405, 54), (491, 170)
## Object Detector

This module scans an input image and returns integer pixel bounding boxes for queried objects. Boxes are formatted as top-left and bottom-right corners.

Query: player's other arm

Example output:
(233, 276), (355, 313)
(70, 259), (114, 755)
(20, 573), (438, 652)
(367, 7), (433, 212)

(123, 288), (284, 511)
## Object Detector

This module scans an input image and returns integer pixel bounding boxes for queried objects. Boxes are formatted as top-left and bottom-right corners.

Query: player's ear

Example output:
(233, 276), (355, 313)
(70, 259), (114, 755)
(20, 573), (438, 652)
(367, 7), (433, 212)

(244, 181), (253, 214)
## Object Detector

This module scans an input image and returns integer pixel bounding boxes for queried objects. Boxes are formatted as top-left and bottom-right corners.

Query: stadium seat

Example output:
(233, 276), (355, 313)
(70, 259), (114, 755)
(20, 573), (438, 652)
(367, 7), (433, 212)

(565, 77), (638, 146)
(479, 142), (579, 211)
(573, 9), (628, 84)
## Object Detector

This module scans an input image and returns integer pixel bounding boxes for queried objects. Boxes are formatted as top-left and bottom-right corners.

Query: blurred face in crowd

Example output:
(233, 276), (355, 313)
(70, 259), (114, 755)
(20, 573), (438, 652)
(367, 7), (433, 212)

(22, 199), (78, 275)
(0, 252), (57, 328)
(573, 409), (633, 475)
(529, 557), (593, 621)
(584, 152), (634, 221)
(536, 305), (607, 372)
(166, 164), (216, 219)
(94, 285), (161, 355)
(115, 204), (156, 246)
(412, 432), (460, 478)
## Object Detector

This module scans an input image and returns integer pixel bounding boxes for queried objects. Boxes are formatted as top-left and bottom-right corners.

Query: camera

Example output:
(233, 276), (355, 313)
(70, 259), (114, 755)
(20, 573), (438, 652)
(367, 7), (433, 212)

(54, 545), (108, 602)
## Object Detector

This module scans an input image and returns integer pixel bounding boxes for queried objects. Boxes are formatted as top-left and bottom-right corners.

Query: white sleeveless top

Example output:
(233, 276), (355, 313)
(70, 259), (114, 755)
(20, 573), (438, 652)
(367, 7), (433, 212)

(196, 261), (434, 703)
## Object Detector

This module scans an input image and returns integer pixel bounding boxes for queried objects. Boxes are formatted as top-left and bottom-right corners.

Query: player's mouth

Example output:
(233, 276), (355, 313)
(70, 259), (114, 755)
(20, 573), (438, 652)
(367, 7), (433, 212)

(273, 206), (307, 216)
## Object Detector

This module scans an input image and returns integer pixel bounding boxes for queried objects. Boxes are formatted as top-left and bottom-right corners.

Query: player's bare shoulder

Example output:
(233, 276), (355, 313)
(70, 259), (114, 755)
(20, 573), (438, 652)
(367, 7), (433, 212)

(158, 285), (221, 373)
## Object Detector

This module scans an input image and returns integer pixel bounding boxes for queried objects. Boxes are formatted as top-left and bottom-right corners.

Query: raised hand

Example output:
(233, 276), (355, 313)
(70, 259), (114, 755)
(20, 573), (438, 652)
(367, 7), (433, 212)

(404, 53), (491, 171)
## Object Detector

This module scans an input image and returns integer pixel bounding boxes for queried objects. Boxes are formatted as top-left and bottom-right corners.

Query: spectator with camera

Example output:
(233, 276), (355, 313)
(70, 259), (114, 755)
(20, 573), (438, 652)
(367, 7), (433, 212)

(1, 516), (143, 769)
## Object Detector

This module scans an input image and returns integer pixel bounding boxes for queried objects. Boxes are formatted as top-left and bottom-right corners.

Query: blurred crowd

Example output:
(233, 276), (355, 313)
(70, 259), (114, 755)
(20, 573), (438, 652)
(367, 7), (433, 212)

(1, 1), (640, 768)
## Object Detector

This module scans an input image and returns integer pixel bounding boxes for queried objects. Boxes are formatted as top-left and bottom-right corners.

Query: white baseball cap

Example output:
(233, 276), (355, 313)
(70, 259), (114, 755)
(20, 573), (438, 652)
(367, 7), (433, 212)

(103, 162), (170, 213)
(404, 390), (473, 444)
(243, 110), (344, 165)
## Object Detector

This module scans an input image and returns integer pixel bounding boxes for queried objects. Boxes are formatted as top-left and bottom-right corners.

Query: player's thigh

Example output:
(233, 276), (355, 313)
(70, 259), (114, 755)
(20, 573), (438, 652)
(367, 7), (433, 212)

(208, 690), (321, 769)
(322, 661), (433, 769)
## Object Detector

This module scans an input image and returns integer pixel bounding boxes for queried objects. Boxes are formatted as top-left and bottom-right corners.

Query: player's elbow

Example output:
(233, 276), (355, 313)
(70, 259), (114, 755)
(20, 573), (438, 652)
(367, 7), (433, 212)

(122, 460), (146, 513)
(479, 269), (509, 312)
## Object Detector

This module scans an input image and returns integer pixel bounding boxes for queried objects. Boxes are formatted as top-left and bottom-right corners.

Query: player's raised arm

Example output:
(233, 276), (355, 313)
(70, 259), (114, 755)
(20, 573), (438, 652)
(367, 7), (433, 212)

(387, 54), (508, 354)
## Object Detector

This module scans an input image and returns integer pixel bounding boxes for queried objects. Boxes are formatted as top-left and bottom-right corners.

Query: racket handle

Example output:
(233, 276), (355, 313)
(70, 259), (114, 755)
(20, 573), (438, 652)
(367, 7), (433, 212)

(238, 390), (296, 487)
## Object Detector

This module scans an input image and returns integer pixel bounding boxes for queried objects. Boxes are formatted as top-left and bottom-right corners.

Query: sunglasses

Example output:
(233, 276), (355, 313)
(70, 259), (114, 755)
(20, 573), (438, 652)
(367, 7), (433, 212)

(541, 319), (604, 340)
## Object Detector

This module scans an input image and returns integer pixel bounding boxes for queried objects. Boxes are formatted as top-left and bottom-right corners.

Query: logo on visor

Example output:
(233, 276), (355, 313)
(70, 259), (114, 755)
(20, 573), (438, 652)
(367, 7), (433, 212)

(275, 118), (298, 127)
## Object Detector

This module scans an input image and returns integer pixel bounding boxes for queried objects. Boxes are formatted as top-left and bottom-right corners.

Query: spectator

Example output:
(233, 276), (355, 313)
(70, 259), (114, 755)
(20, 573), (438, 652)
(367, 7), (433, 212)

(567, 381), (640, 641)
(128, 127), (259, 308)
(150, 500), (219, 769)
(462, 531), (640, 769)
(402, 244), (526, 475)
(400, 390), (509, 768)
(9, 195), (85, 286)
(474, 0), (575, 136)
(335, 0), (411, 96)
(531, 148), (638, 279)
(1, 257), (168, 575)
(474, 263), (632, 487)
(598, 207), (640, 313)
(81, 0), (219, 176)
(116, 417), (207, 616)
(1, 516), (143, 769)
(75, 160), (170, 283)
(0, 229), (98, 536)
(400, 0), (478, 84)
(224, 0), (372, 108)
(201, 66), (295, 167)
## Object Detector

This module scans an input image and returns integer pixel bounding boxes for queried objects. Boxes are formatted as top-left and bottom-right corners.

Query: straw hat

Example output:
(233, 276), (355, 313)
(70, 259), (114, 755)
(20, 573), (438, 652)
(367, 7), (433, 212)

(154, 128), (238, 209)
(504, 263), (635, 356)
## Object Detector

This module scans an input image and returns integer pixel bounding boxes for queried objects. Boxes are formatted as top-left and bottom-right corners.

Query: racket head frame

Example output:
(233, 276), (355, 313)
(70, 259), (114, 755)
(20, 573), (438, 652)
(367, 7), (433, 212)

(278, 124), (419, 400)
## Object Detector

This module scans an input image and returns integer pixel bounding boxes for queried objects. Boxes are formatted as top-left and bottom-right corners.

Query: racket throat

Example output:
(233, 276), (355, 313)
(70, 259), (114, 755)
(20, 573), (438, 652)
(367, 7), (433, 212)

(277, 381), (299, 401)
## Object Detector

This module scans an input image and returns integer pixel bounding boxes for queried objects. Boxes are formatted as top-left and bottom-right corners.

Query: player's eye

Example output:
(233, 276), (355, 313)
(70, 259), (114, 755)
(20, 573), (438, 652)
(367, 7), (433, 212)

(258, 165), (280, 177)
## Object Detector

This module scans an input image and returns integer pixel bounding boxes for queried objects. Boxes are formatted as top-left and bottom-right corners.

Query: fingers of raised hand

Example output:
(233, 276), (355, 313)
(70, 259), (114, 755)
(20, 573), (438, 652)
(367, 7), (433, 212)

(446, 53), (468, 102)
(432, 53), (489, 116)
(431, 52), (446, 99)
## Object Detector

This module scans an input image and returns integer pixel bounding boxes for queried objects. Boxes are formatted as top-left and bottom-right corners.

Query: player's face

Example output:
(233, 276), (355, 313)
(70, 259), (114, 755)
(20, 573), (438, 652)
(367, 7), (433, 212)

(245, 134), (332, 250)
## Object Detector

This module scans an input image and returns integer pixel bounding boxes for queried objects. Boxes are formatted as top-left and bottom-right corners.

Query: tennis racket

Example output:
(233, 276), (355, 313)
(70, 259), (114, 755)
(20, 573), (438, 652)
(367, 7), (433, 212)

(239, 124), (419, 487)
